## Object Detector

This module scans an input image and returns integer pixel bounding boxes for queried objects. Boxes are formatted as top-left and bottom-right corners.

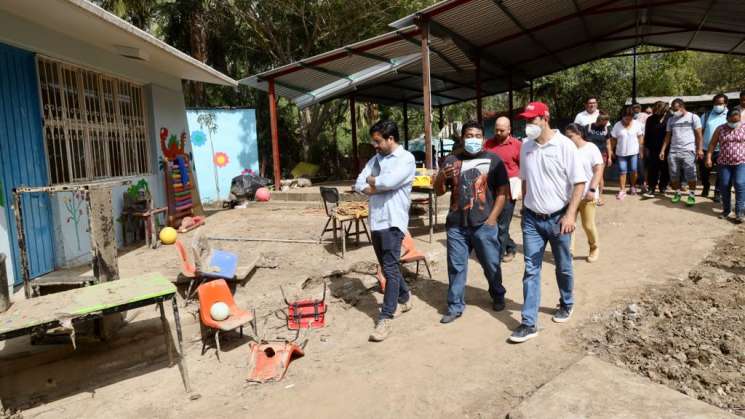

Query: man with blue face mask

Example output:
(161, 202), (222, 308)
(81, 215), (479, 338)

(699, 93), (728, 202)
(434, 120), (509, 324)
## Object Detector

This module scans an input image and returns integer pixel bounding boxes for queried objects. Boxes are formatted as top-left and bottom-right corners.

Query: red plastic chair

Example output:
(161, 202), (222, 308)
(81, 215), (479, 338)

(376, 233), (432, 292)
(197, 279), (256, 360)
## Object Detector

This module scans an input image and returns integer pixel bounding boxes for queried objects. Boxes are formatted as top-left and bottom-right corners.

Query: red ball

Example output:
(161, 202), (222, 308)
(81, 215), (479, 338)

(255, 187), (271, 202)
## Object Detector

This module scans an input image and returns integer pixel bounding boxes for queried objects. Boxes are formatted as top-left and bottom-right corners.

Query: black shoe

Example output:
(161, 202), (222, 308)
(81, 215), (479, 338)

(552, 305), (573, 323)
(735, 215), (744, 224)
(492, 299), (506, 312)
(440, 312), (462, 324)
(701, 187), (709, 198)
(509, 324), (538, 343)
(719, 212), (731, 220)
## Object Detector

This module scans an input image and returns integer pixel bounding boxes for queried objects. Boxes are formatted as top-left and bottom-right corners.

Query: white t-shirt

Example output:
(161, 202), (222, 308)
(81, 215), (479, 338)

(520, 131), (587, 214)
(576, 142), (604, 199)
(611, 120), (644, 156)
(574, 110), (599, 126)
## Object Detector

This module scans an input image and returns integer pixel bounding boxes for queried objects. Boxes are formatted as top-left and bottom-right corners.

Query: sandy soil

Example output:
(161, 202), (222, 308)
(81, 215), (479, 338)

(6, 188), (741, 419)
(583, 223), (745, 416)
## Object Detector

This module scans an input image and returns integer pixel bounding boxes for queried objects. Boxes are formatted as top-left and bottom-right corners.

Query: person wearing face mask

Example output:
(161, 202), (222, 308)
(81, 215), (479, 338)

(509, 102), (587, 343)
(706, 109), (745, 224)
(434, 121), (509, 324)
(584, 110), (613, 205)
(642, 101), (671, 198)
(483, 116), (522, 262)
(735, 91), (745, 120)
(659, 98), (704, 206)
(699, 94), (729, 202)
(354, 120), (416, 342)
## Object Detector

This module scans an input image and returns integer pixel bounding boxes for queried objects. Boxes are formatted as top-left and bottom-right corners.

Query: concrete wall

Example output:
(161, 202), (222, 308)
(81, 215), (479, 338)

(186, 109), (259, 203)
(50, 84), (190, 268)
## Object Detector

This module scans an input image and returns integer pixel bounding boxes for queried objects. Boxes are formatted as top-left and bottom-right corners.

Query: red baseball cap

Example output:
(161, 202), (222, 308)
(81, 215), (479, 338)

(517, 102), (550, 120)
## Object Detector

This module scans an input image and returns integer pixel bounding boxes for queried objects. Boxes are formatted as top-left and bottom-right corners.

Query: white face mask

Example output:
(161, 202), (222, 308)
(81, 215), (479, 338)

(525, 123), (542, 141)
(673, 110), (684, 117)
(727, 122), (740, 129)
(714, 105), (727, 114)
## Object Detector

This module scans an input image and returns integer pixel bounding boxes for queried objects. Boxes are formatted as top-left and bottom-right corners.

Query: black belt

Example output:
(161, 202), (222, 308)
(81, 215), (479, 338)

(525, 206), (567, 220)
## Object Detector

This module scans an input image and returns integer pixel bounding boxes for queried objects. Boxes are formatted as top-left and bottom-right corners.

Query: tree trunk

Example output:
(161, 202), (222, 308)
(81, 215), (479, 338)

(189, 4), (208, 106)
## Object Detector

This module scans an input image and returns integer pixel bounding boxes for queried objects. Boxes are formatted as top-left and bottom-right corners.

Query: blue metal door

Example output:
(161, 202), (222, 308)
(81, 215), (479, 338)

(0, 43), (55, 284)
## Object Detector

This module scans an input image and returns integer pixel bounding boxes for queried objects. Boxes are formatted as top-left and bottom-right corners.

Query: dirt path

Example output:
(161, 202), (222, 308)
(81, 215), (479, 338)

(16, 190), (739, 419)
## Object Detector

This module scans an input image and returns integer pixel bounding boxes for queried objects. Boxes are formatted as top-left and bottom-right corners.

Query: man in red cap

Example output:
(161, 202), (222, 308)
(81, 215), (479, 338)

(509, 102), (587, 343)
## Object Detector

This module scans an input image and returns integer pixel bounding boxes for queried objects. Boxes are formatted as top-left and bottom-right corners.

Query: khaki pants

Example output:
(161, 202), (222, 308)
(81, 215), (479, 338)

(570, 199), (598, 254)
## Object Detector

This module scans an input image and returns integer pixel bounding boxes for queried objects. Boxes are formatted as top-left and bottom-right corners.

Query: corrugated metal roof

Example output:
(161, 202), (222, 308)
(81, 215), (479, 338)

(241, 0), (745, 108)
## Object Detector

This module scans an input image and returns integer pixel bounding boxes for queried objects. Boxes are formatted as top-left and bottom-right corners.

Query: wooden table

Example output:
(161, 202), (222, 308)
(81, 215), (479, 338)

(412, 185), (437, 243)
(0, 273), (191, 392)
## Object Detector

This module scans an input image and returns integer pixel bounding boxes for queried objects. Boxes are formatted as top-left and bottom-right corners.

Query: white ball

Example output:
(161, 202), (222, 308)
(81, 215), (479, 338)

(210, 302), (230, 321)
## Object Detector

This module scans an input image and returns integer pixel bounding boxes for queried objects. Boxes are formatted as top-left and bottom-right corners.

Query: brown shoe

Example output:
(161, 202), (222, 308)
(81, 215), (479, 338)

(369, 319), (392, 342)
(587, 247), (599, 263)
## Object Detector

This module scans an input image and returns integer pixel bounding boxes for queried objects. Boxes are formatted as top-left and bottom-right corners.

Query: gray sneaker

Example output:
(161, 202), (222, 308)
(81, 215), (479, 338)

(394, 299), (414, 318)
(552, 305), (573, 323)
(509, 324), (538, 343)
(369, 319), (392, 342)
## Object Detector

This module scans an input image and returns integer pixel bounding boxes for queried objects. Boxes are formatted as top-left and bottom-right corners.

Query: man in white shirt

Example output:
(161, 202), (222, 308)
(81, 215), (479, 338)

(354, 120), (416, 342)
(510, 102), (587, 343)
(574, 96), (600, 126)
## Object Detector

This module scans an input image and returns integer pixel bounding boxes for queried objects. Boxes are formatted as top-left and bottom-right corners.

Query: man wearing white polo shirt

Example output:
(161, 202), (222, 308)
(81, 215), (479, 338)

(510, 102), (587, 343)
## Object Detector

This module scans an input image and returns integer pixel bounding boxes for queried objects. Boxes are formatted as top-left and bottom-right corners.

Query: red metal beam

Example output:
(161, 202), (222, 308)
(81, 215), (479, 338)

(583, 0), (699, 16)
(268, 79), (281, 190)
(263, 28), (421, 80)
(480, 0), (620, 48)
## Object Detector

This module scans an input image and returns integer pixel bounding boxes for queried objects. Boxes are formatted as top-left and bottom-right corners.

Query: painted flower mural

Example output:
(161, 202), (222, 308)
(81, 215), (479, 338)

(213, 152), (229, 168)
(191, 130), (207, 147)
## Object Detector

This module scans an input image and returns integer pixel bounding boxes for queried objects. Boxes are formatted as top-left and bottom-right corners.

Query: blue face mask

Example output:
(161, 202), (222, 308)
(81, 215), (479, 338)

(464, 137), (483, 154)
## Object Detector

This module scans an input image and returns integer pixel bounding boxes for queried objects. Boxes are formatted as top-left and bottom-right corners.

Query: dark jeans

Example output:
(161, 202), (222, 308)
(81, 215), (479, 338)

(497, 199), (517, 256)
(645, 148), (670, 193)
(446, 224), (505, 315)
(699, 151), (719, 194)
(372, 228), (410, 320)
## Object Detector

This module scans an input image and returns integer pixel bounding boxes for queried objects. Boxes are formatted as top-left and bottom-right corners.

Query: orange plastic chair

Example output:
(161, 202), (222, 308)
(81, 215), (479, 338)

(175, 240), (197, 277)
(376, 233), (432, 292)
(197, 279), (256, 361)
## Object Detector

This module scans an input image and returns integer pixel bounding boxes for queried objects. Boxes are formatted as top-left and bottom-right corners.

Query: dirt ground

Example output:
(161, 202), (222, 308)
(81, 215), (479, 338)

(4, 187), (742, 418)
(582, 223), (745, 416)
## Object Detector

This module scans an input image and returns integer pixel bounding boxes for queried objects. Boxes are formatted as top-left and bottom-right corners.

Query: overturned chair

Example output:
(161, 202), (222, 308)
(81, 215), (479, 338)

(377, 233), (433, 291)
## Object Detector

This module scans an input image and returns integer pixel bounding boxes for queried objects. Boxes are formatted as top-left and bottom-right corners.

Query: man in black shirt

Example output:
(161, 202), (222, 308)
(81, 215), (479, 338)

(642, 101), (671, 197)
(434, 121), (509, 324)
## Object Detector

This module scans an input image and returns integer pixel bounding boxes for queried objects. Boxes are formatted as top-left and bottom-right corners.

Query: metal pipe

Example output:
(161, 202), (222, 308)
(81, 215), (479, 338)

(420, 20), (433, 170)
(268, 79), (281, 190)
(350, 96), (359, 173)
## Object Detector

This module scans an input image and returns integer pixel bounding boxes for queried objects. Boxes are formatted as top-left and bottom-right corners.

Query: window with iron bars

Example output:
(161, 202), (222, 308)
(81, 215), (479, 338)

(37, 57), (151, 184)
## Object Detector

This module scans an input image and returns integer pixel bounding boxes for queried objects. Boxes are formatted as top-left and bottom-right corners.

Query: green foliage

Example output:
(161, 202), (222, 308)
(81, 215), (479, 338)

(96, 0), (745, 177)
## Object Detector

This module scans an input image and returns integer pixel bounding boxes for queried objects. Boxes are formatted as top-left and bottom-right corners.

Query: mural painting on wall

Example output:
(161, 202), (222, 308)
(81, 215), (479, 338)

(195, 112), (223, 199)
(64, 191), (88, 251)
(158, 127), (192, 173)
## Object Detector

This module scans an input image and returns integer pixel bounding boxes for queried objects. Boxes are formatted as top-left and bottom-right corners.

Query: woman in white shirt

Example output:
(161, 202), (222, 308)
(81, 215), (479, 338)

(611, 107), (645, 200)
(565, 124), (604, 262)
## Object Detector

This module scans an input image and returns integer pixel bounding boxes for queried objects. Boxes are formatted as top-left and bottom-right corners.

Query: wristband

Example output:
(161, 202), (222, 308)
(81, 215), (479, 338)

(589, 188), (596, 193)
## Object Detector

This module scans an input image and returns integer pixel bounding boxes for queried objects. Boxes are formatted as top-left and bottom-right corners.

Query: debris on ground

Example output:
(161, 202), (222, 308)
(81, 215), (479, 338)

(583, 226), (745, 416)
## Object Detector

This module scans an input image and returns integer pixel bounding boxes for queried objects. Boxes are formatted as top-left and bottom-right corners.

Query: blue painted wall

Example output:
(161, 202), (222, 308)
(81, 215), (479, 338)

(0, 43), (55, 285)
(186, 109), (259, 203)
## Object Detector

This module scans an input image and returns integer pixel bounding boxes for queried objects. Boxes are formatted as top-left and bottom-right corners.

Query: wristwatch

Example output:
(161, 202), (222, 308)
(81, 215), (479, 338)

(589, 188), (597, 193)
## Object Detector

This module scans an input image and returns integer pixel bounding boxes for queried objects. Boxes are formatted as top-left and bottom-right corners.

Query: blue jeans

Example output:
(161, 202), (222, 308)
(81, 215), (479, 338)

(498, 199), (517, 256)
(617, 154), (638, 174)
(372, 228), (410, 320)
(446, 223), (505, 315)
(521, 209), (574, 327)
(719, 164), (745, 217)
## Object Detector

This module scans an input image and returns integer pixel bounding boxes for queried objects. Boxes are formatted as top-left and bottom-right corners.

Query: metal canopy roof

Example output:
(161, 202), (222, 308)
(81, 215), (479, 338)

(241, 0), (745, 109)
